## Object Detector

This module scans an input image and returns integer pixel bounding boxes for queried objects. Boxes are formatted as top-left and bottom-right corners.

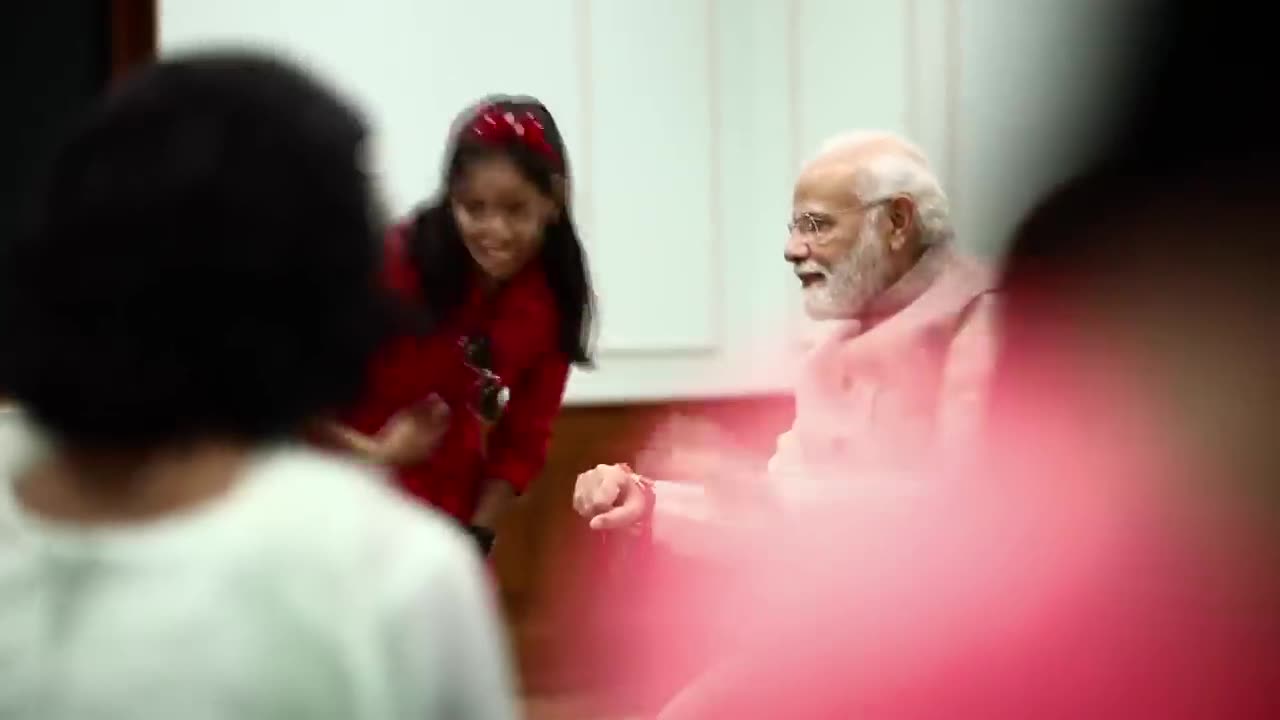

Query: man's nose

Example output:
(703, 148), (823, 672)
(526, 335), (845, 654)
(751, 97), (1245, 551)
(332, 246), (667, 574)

(784, 231), (810, 263)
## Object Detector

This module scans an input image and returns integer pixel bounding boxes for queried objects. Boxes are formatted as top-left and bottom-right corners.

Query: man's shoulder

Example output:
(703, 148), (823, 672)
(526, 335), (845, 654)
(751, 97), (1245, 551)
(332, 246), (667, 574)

(949, 249), (1002, 344)
(946, 248), (998, 290)
(922, 249), (1001, 351)
(924, 248), (997, 311)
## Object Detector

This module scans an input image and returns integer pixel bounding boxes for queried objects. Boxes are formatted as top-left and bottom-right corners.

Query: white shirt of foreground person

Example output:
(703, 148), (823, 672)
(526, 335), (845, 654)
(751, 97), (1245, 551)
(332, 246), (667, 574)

(573, 131), (999, 556)
(0, 411), (518, 720)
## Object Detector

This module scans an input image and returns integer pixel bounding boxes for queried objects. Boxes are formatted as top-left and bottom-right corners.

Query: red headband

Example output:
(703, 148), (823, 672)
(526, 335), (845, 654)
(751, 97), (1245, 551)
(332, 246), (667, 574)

(468, 105), (561, 169)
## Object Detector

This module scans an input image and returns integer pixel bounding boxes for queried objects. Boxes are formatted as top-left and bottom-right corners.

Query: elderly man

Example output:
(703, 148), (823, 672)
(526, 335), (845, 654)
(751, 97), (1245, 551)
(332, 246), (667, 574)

(573, 130), (997, 552)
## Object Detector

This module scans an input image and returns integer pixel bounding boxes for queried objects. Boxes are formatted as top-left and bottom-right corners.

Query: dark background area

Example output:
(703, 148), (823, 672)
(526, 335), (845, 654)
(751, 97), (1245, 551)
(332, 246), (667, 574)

(0, 1), (153, 247)
(2, 3), (109, 246)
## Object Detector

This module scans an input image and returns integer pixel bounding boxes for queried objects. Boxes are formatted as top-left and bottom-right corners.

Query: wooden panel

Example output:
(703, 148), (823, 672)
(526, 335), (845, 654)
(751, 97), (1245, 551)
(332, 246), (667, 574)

(492, 394), (793, 700)
(109, 0), (156, 82)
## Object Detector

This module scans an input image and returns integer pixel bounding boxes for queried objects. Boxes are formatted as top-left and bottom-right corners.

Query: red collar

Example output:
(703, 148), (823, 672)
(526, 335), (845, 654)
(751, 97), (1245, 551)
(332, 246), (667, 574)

(455, 259), (560, 361)
(461, 260), (548, 310)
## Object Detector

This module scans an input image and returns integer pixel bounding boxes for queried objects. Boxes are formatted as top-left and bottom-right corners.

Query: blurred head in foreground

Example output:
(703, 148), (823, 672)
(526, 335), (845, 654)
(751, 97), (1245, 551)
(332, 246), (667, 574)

(0, 53), (519, 719)
(0, 52), (389, 451)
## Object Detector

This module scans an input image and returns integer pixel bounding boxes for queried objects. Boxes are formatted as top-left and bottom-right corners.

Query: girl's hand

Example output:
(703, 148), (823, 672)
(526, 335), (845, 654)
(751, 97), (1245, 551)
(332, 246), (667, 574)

(376, 395), (452, 466)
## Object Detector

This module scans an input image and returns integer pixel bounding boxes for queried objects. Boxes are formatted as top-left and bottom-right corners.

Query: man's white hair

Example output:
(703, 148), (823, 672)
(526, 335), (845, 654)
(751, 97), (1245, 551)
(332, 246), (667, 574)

(816, 130), (954, 247)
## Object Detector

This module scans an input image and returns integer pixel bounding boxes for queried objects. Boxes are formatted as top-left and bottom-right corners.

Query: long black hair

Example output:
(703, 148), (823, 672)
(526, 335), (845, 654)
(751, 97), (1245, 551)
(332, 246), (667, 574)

(407, 95), (594, 366)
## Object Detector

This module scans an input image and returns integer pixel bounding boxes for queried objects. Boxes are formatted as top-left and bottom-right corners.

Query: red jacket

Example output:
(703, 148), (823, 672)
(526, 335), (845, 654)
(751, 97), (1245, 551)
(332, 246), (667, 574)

(342, 223), (570, 521)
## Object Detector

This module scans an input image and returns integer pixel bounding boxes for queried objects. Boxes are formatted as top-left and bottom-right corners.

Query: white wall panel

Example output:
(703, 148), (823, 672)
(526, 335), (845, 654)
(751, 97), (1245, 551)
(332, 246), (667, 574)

(159, 0), (1133, 404)
(160, 0), (583, 219)
(583, 0), (719, 354)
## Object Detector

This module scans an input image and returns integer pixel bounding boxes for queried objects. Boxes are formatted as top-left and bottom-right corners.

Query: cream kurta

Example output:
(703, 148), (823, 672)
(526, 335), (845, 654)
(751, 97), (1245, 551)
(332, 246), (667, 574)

(652, 247), (999, 553)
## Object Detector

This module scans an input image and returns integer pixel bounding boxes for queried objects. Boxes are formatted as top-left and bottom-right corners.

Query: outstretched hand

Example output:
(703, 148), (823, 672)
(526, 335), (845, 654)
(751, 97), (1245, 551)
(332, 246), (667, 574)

(376, 394), (451, 466)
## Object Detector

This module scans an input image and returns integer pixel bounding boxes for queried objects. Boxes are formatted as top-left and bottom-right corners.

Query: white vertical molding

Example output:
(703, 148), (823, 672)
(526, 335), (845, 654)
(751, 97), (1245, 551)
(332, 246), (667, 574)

(904, 0), (920, 139)
(785, 0), (810, 348)
(705, 0), (726, 351)
(573, 0), (596, 251)
(786, 0), (804, 175)
(943, 0), (963, 213)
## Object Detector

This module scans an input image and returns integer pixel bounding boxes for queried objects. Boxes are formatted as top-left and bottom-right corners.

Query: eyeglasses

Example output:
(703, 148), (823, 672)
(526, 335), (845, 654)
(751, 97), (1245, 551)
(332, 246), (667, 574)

(460, 335), (509, 424)
(786, 197), (896, 246)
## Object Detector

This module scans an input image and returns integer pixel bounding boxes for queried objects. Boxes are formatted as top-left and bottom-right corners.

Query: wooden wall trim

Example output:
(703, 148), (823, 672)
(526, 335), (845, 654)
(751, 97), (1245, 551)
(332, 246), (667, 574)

(109, 0), (156, 83)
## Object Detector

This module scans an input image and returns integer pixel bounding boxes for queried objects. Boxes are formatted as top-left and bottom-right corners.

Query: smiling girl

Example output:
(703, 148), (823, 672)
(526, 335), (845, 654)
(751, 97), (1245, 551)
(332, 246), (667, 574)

(329, 96), (594, 554)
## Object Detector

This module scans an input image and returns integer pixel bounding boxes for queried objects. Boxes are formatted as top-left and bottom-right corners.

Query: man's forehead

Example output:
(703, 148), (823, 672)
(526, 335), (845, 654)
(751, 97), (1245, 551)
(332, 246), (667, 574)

(793, 158), (860, 207)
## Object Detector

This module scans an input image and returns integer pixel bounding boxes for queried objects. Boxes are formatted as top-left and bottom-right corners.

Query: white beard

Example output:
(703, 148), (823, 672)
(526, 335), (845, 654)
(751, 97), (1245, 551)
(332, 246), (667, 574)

(798, 216), (896, 320)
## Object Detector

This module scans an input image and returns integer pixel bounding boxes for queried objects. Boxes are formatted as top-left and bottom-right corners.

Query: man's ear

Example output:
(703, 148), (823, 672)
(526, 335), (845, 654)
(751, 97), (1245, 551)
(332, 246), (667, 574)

(888, 195), (915, 233)
(887, 195), (916, 250)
